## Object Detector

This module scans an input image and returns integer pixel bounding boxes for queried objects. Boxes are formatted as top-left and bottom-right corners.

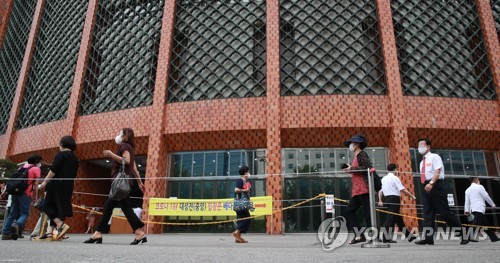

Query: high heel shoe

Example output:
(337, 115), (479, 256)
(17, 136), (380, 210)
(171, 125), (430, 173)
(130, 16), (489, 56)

(130, 236), (147, 245)
(83, 237), (102, 244)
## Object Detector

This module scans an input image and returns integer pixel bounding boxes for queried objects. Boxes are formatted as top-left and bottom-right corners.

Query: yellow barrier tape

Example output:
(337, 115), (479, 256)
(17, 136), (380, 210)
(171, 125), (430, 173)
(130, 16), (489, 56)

(72, 193), (499, 229)
(72, 193), (326, 226)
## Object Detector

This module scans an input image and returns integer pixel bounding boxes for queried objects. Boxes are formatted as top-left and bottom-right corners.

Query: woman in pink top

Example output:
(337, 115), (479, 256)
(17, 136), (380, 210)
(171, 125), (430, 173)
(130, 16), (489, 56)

(342, 135), (373, 245)
(1, 154), (42, 240)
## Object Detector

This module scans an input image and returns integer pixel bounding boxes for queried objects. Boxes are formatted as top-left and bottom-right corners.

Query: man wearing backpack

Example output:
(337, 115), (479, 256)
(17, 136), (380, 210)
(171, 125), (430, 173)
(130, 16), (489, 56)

(1, 155), (42, 240)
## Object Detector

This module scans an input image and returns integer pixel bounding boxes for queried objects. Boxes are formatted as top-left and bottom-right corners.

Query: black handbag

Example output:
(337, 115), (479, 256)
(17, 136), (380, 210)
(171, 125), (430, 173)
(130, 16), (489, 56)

(109, 158), (130, 201)
(362, 168), (382, 192)
(33, 197), (44, 211)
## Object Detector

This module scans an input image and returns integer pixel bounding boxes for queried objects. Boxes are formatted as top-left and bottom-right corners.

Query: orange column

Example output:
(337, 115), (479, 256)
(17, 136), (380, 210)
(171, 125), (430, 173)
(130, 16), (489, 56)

(142, 0), (177, 234)
(0, 0), (45, 159)
(475, 0), (500, 178)
(265, 0), (283, 234)
(66, 0), (98, 137)
(475, 0), (500, 116)
(375, 0), (418, 229)
(0, 0), (14, 49)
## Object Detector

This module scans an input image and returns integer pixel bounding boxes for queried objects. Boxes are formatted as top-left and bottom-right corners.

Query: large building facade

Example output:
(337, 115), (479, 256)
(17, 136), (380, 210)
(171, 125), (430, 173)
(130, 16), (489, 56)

(0, 0), (499, 234)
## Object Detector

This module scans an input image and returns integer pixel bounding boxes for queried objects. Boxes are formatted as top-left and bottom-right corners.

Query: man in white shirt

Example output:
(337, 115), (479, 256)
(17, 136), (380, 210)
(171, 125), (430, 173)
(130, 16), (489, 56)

(464, 177), (498, 242)
(378, 164), (417, 243)
(415, 138), (468, 245)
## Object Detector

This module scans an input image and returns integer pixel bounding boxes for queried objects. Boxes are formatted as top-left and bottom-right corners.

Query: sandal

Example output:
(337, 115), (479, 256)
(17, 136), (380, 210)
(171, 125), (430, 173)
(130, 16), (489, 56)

(55, 224), (70, 240)
(39, 233), (53, 239)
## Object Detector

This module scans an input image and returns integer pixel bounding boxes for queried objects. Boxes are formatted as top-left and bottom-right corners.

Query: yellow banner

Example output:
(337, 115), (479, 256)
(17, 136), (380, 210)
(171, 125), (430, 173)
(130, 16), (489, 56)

(149, 196), (273, 217)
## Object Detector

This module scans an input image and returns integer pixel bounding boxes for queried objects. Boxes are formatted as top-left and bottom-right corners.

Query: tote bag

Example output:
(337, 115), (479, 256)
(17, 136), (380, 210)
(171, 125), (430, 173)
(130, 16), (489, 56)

(109, 158), (130, 201)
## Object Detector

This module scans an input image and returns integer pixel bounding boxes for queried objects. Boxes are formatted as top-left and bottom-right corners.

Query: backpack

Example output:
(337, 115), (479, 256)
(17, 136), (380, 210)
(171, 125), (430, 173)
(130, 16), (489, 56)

(6, 166), (34, 195)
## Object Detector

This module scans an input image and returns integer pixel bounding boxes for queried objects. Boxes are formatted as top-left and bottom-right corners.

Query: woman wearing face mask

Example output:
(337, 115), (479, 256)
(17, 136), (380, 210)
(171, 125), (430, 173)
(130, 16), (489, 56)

(232, 165), (252, 243)
(342, 135), (373, 244)
(84, 128), (146, 245)
(39, 136), (79, 240)
(2, 154), (42, 240)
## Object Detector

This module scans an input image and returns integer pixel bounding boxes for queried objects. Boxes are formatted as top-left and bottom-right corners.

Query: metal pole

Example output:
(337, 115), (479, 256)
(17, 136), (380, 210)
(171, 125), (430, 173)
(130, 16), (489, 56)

(320, 197), (325, 237)
(362, 168), (389, 248)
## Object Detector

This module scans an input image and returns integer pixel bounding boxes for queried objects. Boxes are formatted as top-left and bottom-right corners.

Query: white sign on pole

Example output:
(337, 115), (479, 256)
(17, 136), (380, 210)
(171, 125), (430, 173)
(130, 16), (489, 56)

(325, 194), (334, 216)
(447, 194), (455, 206)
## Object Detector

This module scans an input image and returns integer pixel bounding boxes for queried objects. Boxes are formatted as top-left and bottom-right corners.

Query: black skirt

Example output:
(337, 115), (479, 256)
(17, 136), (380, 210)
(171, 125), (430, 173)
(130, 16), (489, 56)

(43, 181), (75, 221)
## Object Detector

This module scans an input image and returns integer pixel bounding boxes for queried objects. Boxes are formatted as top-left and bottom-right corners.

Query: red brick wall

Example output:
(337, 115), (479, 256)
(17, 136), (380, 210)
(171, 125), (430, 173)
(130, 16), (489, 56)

(0, 0), (499, 235)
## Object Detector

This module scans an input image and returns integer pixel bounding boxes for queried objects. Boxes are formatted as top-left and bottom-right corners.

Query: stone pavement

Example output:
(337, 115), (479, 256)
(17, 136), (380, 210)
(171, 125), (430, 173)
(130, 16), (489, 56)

(0, 233), (498, 263)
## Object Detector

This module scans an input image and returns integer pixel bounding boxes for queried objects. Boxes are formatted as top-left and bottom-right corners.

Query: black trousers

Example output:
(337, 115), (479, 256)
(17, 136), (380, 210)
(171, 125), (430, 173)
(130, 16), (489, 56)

(421, 180), (462, 241)
(471, 212), (499, 242)
(345, 194), (371, 237)
(96, 197), (144, 232)
(236, 210), (251, 234)
(382, 195), (410, 241)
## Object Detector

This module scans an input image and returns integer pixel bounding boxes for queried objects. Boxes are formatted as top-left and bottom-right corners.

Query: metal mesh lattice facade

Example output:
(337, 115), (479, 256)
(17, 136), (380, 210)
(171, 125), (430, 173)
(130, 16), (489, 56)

(392, 0), (495, 99)
(18, 0), (88, 129)
(279, 0), (386, 96)
(80, 0), (164, 115)
(0, 0), (37, 134)
(167, 0), (266, 103)
(493, 0), (500, 36)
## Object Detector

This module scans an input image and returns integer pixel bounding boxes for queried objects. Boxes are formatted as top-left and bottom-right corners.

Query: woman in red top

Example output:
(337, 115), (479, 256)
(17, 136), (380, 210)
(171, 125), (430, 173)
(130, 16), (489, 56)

(342, 135), (373, 244)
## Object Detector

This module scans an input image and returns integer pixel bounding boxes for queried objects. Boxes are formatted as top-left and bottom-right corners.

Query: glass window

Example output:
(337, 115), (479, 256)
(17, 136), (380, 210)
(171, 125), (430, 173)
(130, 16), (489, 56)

(229, 151), (242, 176)
(204, 153), (217, 176)
(437, 150), (452, 174)
(254, 149), (267, 175)
(450, 151), (464, 175)
(283, 149), (296, 174)
(171, 154), (182, 177)
(473, 152), (487, 176)
(216, 152), (229, 176)
(335, 149), (350, 171)
(369, 148), (386, 172)
(410, 149), (488, 176)
(311, 150), (323, 172)
(462, 151), (475, 175)
(192, 153), (204, 177)
(181, 153), (193, 177)
(297, 150), (311, 174)
(323, 149), (335, 172)
(409, 149), (417, 173)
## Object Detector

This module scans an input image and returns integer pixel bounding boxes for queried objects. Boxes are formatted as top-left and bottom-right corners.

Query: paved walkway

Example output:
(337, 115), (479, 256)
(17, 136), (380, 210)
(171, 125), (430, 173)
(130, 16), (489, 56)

(0, 233), (498, 262)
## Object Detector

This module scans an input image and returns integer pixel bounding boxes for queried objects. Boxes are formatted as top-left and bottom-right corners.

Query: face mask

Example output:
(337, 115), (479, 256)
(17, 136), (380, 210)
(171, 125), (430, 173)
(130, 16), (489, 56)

(36, 163), (41, 168)
(418, 147), (427, 155)
(115, 134), (122, 145)
(348, 143), (355, 152)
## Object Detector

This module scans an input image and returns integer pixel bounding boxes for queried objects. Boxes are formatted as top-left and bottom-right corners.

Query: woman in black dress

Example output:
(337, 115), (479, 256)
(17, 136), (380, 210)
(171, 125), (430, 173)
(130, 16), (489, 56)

(39, 136), (79, 240)
(232, 166), (252, 243)
(84, 128), (146, 245)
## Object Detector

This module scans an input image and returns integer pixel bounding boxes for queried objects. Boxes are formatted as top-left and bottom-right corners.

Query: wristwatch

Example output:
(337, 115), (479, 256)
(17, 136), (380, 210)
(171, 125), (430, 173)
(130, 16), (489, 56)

(429, 181), (434, 185)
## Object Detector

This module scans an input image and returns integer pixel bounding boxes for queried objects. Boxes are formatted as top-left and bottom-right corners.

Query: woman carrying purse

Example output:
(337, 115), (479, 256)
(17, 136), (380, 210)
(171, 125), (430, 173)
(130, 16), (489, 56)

(232, 166), (252, 243)
(84, 128), (146, 245)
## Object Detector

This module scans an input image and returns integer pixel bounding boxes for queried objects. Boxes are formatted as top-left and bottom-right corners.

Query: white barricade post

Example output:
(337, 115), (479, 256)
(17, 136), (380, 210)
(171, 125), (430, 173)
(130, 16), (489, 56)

(361, 168), (389, 248)
(325, 194), (334, 217)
